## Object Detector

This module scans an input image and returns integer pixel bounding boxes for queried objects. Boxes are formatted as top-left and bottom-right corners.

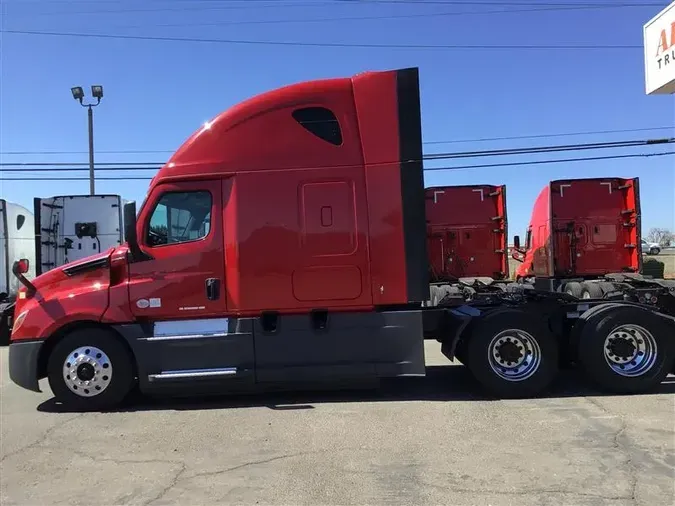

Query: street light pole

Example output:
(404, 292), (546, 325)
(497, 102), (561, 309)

(71, 85), (104, 196)
(87, 105), (95, 195)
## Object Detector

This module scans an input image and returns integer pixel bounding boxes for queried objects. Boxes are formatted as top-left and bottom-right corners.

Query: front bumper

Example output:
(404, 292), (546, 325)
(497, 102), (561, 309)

(9, 339), (43, 392)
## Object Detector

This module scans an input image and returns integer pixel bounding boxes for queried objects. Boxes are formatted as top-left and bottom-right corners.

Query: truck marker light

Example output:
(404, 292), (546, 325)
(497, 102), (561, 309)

(18, 292), (26, 300)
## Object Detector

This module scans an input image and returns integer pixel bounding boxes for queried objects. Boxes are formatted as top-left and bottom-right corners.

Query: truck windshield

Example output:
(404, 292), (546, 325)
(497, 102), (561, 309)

(147, 191), (212, 247)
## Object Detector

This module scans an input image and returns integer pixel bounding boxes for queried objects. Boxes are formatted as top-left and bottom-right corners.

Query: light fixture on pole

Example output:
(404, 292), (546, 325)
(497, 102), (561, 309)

(71, 85), (104, 195)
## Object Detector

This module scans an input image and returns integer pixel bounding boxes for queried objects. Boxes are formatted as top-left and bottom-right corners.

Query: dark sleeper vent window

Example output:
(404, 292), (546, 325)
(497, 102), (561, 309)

(292, 107), (342, 146)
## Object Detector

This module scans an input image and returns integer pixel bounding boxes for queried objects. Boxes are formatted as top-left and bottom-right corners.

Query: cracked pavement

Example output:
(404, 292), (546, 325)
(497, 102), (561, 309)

(1, 343), (674, 506)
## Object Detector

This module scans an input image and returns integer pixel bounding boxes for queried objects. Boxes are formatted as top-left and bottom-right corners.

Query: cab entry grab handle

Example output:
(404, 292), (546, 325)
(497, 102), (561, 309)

(205, 278), (220, 301)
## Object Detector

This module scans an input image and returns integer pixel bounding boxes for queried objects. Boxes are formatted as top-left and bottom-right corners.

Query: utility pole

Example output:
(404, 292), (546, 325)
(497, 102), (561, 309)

(71, 85), (104, 195)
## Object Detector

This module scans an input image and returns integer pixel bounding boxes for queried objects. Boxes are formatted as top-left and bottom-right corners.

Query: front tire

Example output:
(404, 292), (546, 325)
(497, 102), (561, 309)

(577, 306), (673, 394)
(466, 309), (559, 398)
(649, 247), (660, 255)
(47, 328), (135, 410)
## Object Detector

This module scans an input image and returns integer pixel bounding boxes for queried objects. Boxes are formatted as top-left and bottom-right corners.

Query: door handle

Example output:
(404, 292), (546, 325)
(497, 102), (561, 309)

(205, 278), (220, 301)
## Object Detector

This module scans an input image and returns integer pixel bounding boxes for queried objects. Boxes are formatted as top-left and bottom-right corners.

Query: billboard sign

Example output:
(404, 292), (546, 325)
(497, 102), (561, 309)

(644, 1), (675, 95)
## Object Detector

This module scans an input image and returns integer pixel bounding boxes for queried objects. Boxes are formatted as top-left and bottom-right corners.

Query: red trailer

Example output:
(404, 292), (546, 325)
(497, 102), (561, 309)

(512, 177), (675, 315)
(7, 69), (675, 410)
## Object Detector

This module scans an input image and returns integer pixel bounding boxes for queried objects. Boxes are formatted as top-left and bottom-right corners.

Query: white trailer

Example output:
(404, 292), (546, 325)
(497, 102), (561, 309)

(34, 195), (126, 275)
(1, 195), (126, 345)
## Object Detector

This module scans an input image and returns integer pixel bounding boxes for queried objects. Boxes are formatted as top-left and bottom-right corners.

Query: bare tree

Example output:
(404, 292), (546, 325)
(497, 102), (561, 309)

(646, 228), (673, 247)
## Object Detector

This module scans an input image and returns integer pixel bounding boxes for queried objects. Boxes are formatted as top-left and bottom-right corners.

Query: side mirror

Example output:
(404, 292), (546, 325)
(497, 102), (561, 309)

(511, 249), (524, 263)
(15, 258), (29, 274)
(124, 201), (151, 262)
(514, 235), (521, 250)
(12, 258), (36, 294)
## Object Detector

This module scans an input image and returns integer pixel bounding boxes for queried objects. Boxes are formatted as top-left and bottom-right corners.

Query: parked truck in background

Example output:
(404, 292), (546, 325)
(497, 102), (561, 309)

(0, 200), (36, 345)
(7, 68), (675, 410)
(0, 195), (126, 345)
(425, 184), (510, 304)
(511, 177), (675, 316)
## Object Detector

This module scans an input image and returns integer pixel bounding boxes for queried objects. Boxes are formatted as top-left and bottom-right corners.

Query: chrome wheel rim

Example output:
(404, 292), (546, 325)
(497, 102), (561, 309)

(603, 324), (657, 377)
(488, 329), (541, 381)
(62, 346), (112, 397)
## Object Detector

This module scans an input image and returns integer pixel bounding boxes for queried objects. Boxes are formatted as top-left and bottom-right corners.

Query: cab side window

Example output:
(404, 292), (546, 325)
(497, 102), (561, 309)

(147, 191), (212, 247)
(525, 228), (532, 249)
(292, 107), (343, 146)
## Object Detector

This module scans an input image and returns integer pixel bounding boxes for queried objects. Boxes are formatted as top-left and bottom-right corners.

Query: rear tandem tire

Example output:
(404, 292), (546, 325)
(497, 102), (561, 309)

(580, 282), (604, 300)
(47, 328), (135, 411)
(466, 309), (559, 398)
(577, 306), (674, 394)
(563, 282), (583, 298)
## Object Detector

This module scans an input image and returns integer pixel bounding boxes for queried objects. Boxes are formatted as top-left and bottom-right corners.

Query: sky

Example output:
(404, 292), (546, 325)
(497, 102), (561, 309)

(0, 0), (674, 238)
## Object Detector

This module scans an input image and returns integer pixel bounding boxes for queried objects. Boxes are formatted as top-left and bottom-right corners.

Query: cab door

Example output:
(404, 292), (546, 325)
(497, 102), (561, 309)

(129, 180), (225, 319)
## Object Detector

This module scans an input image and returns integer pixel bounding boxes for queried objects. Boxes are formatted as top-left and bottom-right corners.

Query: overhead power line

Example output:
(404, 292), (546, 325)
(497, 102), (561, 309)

(9, 1), (336, 17)
(60, 4), (655, 30)
(2, 138), (673, 170)
(424, 126), (675, 145)
(332, 1), (663, 5)
(423, 151), (675, 171)
(3, 126), (673, 156)
(2, 151), (672, 181)
(0, 29), (642, 50)
(7, 0), (664, 17)
(424, 138), (675, 160)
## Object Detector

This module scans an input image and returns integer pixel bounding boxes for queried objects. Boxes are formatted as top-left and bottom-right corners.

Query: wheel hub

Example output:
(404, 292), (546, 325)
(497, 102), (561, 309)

(62, 346), (113, 397)
(495, 340), (523, 365)
(603, 325), (657, 377)
(76, 363), (96, 381)
(488, 329), (541, 382)
(606, 336), (637, 362)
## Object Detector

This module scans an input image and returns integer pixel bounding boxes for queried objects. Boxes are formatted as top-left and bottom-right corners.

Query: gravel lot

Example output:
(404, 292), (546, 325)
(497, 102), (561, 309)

(1, 342), (674, 506)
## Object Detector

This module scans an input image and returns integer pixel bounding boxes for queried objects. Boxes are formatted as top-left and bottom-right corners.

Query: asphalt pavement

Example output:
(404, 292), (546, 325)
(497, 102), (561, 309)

(1, 343), (674, 506)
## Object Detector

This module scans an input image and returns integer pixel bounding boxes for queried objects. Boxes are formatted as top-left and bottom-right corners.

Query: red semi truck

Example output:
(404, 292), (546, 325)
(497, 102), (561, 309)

(511, 177), (675, 317)
(8, 68), (675, 410)
(425, 184), (510, 304)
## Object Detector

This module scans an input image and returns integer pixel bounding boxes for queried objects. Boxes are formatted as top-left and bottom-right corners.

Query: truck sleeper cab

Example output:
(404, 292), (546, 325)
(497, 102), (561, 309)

(512, 177), (675, 318)
(8, 69), (675, 410)
(425, 184), (511, 305)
